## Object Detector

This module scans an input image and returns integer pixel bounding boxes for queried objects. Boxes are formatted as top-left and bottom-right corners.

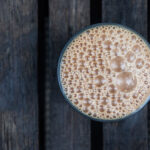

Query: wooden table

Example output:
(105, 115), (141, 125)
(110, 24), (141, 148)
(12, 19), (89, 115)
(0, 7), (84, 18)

(0, 0), (149, 150)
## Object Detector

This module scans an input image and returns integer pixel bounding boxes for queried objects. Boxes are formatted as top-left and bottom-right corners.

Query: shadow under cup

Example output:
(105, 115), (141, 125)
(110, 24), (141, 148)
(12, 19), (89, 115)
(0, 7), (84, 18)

(57, 23), (150, 122)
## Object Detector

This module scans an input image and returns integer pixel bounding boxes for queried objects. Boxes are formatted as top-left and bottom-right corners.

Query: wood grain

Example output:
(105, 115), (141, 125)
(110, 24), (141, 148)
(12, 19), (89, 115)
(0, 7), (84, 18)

(0, 0), (38, 149)
(102, 0), (148, 150)
(48, 0), (91, 150)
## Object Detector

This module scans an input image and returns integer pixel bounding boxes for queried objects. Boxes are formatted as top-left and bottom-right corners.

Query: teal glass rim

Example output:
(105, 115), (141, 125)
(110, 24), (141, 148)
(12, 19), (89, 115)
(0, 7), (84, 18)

(57, 23), (150, 122)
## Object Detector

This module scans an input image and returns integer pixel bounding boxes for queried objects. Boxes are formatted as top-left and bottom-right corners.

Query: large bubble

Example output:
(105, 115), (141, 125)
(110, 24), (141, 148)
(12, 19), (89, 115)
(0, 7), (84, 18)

(116, 72), (137, 92)
(111, 56), (126, 72)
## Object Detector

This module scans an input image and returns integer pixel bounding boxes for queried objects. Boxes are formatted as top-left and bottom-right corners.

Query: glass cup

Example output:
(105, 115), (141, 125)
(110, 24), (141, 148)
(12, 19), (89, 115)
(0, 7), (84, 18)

(57, 23), (150, 122)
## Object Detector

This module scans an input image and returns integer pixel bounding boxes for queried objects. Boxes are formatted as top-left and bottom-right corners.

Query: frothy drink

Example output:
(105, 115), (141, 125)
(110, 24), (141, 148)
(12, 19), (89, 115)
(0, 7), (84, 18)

(59, 24), (150, 120)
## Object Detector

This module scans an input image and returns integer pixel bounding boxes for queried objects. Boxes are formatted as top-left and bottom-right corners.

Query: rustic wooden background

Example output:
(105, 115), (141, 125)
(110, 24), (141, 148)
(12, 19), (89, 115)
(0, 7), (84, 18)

(0, 0), (150, 150)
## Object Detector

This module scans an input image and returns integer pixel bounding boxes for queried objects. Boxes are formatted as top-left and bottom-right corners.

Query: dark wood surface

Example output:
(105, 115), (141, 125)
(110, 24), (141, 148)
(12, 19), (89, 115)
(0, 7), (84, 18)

(0, 0), (150, 150)
(0, 0), (38, 149)
(48, 0), (91, 150)
(102, 0), (148, 150)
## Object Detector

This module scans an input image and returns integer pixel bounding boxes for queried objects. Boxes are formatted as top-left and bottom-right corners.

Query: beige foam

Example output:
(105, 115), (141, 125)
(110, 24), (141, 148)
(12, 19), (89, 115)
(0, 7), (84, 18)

(60, 25), (150, 120)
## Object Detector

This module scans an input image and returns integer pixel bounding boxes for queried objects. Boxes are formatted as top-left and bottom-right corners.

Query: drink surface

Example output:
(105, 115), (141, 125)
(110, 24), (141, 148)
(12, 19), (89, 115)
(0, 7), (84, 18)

(60, 25), (150, 120)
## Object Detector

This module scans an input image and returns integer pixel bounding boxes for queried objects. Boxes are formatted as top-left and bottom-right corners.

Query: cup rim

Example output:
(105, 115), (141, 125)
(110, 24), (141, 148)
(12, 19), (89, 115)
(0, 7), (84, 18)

(57, 23), (150, 122)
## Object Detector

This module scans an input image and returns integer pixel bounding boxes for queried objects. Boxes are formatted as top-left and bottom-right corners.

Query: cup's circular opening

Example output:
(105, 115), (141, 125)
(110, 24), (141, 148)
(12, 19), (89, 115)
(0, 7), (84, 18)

(57, 23), (150, 122)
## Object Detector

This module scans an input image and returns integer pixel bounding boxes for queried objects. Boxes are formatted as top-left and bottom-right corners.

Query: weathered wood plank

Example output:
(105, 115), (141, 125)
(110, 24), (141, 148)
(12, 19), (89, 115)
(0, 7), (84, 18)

(48, 0), (91, 150)
(0, 0), (38, 149)
(102, 0), (148, 150)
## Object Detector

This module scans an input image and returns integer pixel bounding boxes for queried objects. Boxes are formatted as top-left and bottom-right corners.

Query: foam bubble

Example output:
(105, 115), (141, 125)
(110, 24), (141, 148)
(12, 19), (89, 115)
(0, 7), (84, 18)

(78, 93), (84, 100)
(94, 75), (105, 87)
(106, 68), (111, 74)
(103, 40), (112, 51)
(116, 72), (137, 92)
(109, 84), (117, 93)
(123, 94), (130, 99)
(111, 56), (125, 72)
(133, 45), (141, 53)
(101, 97), (107, 105)
(112, 101), (117, 106)
(126, 51), (135, 62)
(136, 58), (144, 69)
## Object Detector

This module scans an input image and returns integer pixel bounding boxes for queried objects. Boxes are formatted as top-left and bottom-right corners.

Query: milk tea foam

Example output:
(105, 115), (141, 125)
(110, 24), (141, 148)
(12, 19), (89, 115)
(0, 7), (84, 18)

(60, 25), (150, 120)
